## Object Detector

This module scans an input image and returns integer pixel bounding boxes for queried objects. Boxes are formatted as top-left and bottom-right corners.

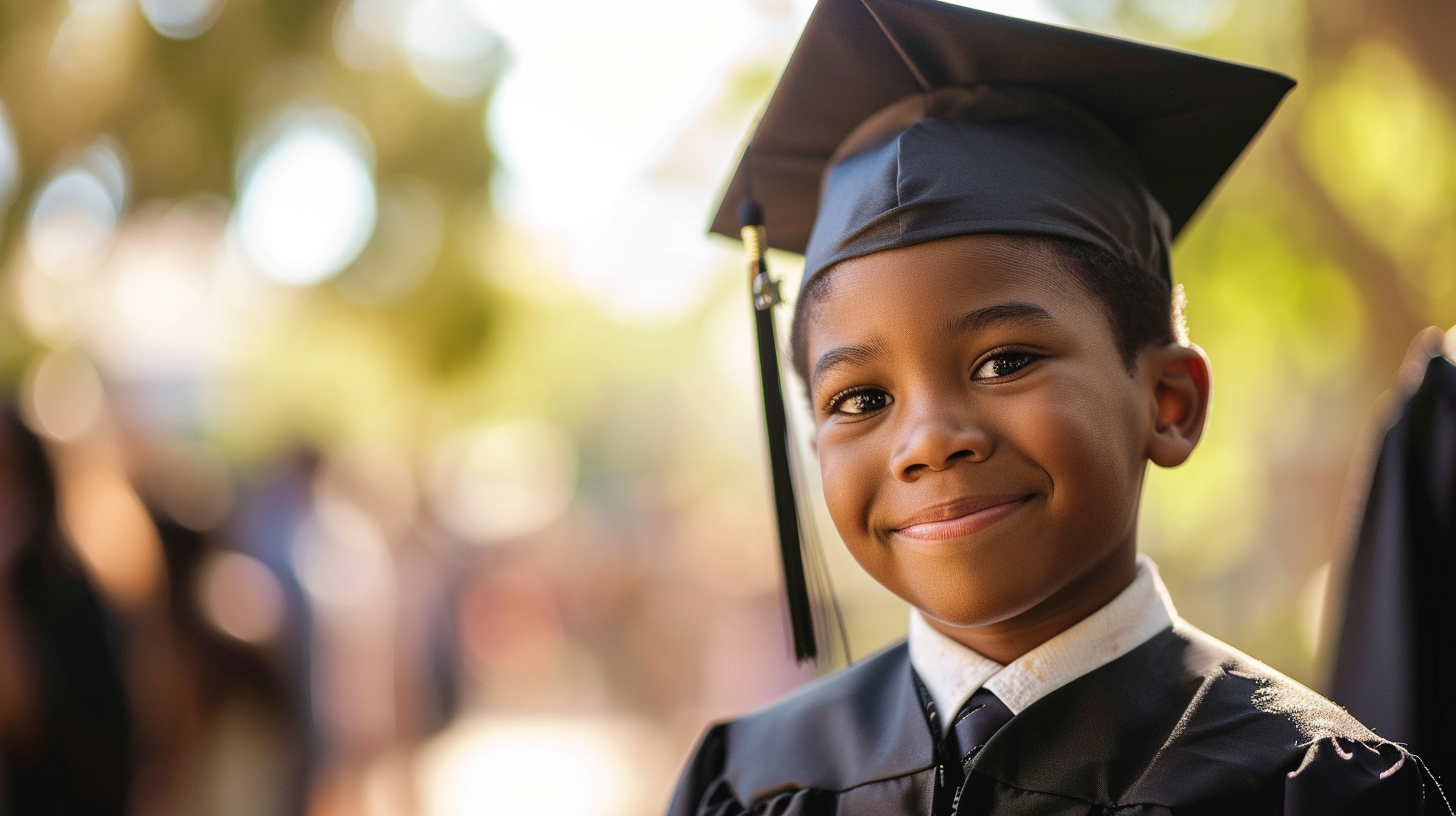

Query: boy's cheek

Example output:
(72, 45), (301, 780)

(1016, 391), (1146, 533)
(818, 447), (875, 526)
(817, 440), (898, 553)
(1013, 375), (1144, 460)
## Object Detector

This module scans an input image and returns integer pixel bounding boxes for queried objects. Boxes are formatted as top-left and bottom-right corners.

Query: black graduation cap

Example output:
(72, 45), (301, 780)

(716, 0), (1294, 662)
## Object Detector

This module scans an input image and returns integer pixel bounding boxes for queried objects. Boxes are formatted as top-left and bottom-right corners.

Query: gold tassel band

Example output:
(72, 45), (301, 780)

(742, 225), (780, 311)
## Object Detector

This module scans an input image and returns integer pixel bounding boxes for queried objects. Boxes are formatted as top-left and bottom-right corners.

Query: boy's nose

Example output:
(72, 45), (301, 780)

(889, 402), (992, 482)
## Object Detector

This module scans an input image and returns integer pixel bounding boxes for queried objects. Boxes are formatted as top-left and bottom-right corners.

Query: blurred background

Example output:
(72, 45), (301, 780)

(0, 0), (1453, 813)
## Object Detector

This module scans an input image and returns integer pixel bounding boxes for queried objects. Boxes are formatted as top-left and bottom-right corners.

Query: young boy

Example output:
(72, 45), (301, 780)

(668, 0), (1449, 814)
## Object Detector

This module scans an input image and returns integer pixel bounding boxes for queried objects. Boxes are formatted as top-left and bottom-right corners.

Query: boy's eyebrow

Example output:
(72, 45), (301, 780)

(948, 301), (1058, 335)
(810, 339), (887, 390)
(809, 303), (1055, 390)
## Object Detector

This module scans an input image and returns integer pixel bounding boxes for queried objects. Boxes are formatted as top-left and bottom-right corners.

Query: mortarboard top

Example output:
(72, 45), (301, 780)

(715, 0), (1294, 663)
(712, 0), (1295, 283)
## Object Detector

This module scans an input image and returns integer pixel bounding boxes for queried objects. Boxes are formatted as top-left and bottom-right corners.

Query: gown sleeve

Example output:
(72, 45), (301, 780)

(668, 724), (728, 816)
(666, 723), (842, 816)
(1283, 737), (1452, 815)
(667, 724), (751, 816)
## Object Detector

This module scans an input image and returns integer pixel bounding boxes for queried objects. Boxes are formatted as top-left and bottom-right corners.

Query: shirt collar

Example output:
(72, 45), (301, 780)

(908, 554), (1177, 726)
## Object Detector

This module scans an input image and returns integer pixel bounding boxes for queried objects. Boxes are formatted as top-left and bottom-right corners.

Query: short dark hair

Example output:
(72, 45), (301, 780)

(787, 234), (1175, 383)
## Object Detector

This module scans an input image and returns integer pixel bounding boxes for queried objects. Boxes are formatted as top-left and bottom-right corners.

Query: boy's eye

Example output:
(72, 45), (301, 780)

(828, 388), (893, 416)
(972, 351), (1041, 381)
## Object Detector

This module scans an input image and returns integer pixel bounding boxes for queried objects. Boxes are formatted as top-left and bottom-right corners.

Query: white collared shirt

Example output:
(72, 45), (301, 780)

(908, 554), (1178, 728)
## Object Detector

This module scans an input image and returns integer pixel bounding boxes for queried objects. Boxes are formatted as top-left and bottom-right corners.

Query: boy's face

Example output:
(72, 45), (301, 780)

(803, 234), (1193, 653)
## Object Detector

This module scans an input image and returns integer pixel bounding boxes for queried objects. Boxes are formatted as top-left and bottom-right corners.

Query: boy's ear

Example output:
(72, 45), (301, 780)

(1144, 343), (1211, 468)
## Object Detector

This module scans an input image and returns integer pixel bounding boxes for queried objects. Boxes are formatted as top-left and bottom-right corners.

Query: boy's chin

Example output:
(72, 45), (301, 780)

(909, 587), (1050, 633)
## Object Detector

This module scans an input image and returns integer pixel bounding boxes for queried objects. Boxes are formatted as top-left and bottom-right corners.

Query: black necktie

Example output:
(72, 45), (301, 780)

(935, 688), (1015, 816)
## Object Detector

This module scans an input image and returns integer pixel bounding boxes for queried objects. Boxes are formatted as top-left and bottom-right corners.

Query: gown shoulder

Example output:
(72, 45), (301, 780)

(973, 621), (1446, 815)
(667, 622), (1449, 815)
(666, 640), (937, 816)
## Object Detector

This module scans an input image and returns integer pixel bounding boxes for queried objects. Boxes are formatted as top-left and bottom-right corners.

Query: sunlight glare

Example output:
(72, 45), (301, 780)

(405, 0), (501, 98)
(417, 718), (637, 816)
(938, 0), (1067, 24)
(472, 0), (1070, 324)
(236, 114), (377, 286)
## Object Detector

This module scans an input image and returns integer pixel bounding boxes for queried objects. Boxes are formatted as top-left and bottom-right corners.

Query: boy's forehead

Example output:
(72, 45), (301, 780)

(807, 236), (1083, 342)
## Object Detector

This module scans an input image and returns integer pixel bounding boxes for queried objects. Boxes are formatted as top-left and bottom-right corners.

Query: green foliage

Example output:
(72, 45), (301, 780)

(1300, 43), (1456, 318)
(0, 0), (506, 457)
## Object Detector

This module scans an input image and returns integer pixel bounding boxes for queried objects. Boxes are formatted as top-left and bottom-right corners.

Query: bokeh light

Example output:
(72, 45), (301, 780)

(334, 178), (445, 305)
(476, 0), (759, 323)
(56, 455), (167, 611)
(404, 0), (502, 98)
(20, 349), (106, 443)
(198, 550), (287, 644)
(416, 718), (642, 816)
(334, 0), (404, 72)
(89, 197), (241, 380)
(50, 0), (133, 78)
(292, 498), (395, 610)
(429, 420), (578, 545)
(138, 0), (227, 39)
(0, 99), (18, 217)
(27, 140), (127, 279)
(235, 113), (377, 286)
(1127, 0), (1230, 35)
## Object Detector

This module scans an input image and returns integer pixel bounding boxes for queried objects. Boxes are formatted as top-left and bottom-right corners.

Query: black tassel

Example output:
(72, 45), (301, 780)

(740, 197), (817, 663)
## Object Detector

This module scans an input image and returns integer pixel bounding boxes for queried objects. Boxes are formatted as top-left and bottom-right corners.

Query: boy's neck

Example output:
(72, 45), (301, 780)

(922, 544), (1139, 665)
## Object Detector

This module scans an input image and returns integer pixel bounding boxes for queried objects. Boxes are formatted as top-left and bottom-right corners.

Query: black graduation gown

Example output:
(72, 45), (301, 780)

(1332, 350), (1456, 781)
(669, 622), (1447, 815)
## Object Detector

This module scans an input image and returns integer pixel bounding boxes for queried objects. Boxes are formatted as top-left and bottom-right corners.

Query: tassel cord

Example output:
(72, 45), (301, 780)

(751, 262), (817, 662)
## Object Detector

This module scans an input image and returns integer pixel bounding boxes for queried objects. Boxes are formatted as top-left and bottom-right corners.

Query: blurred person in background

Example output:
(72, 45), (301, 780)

(0, 406), (133, 816)
(132, 481), (309, 816)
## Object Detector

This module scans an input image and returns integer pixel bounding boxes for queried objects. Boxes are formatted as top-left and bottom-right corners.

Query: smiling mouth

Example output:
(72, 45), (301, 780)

(891, 495), (1034, 542)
